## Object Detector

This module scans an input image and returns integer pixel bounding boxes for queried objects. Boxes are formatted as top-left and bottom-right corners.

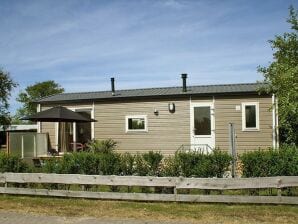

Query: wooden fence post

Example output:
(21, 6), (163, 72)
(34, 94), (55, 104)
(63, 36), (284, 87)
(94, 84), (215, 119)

(21, 135), (24, 159)
(277, 178), (282, 196)
(33, 135), (37, 157)
(173, 186), (177, 200)
(4, 173), (7, 196)
(229, 123), (237, 178)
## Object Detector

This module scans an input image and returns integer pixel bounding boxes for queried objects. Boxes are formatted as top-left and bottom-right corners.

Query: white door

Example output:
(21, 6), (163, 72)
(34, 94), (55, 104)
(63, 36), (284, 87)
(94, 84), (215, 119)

(190, 102), (215, 153)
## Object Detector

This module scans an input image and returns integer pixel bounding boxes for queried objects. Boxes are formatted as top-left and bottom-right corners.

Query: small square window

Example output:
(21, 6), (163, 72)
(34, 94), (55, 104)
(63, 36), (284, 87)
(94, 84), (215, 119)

(242, 102), (259, 131)
(125, 115), (148, 132)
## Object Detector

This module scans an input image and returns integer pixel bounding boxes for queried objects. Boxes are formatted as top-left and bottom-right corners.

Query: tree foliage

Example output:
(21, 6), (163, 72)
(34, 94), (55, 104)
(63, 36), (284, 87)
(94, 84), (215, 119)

(258, 6), (298, 144)
(15, 80), (64, 120)
(0, 69), (17, 126)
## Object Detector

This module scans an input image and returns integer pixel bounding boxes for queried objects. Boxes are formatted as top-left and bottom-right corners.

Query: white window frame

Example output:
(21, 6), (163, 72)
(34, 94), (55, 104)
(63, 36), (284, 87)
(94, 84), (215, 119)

(125, 115), (148, 133)
(242, 102), (260, 131)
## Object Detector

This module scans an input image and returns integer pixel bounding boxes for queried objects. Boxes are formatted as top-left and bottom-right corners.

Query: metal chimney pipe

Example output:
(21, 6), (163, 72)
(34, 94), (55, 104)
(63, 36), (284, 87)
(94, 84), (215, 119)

(181, 73), (187, 92)
(111, 77), (115, 95)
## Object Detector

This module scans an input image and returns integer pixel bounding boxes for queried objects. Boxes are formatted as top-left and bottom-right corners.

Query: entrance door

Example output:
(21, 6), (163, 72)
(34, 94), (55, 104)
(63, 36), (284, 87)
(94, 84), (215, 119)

(190, 102), (215, 153)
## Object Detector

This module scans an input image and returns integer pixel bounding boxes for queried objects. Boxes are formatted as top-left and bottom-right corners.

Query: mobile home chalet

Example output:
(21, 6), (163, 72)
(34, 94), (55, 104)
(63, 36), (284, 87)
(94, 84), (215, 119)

(37, 74), (278, 155)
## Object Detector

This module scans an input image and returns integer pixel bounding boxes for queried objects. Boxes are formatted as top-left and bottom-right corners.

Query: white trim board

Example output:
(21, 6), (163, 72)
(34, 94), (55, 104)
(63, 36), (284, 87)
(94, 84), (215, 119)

(241, 102), (260, 131)
(125, 115), (148, 133)
(190, 101), (215, 150)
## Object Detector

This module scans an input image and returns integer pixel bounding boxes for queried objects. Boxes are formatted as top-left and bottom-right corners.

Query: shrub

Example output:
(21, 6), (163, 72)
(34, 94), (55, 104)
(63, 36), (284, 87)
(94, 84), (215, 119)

(134, 154), (149, 176)
(210, 150), (233, 177)
(119, 153), (135, 175)
(142, 151), (163, 176)
(42, 151), (120, 175)
(97, 151), (121, 175)
(165, 150), (232, 178)
(160, 156), (180, 177)
(175, 151), (203, 177)
(240, 145), (298, 177)
(42, 158), (61, 173)
(86, 139), (117, 153)
(60, 153), (81, 174)
(0, 152), (30, 173)
(71, 152), (98, 175)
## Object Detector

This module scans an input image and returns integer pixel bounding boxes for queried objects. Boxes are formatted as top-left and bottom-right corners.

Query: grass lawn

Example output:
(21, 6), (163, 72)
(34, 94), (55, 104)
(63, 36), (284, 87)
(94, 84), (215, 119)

(0, 195), (297, 223)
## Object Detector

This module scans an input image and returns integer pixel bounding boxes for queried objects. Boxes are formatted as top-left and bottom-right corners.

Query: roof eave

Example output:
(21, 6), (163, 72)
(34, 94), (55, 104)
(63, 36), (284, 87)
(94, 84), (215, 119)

(38, 91), (269, 105)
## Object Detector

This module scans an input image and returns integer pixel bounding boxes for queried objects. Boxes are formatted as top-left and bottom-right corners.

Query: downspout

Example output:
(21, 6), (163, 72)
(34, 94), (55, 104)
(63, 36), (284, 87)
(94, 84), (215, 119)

(275, 96), (279, 149)
(212, 96), (216, 149)
(272, 94), (276, 149)
(189, 96), (192, 146)
(272, 94), (279, 149)
(92, 101), (95, 140)
(37, 104), (41, 133)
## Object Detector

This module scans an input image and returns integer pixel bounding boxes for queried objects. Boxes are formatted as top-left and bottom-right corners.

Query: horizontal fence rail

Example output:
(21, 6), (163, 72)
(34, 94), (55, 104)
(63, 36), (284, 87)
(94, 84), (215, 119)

(176, 176), (298, 190)
(0, 173), (297, 204)
(2, 173), (177, 187)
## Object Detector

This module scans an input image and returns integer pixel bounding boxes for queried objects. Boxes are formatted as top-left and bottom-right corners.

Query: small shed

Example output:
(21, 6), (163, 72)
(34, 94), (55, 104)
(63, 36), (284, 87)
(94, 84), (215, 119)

(0, 124), (37, 151)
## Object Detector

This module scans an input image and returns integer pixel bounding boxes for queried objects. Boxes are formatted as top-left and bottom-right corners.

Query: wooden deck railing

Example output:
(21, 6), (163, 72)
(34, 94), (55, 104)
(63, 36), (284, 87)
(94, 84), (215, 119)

(0, 173), (297, 204)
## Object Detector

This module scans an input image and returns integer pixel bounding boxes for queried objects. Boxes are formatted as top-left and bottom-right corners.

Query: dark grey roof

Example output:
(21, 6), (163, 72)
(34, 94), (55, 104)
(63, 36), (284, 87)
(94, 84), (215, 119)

(37, 82), (268, 103)
(21, 106), (97, 122)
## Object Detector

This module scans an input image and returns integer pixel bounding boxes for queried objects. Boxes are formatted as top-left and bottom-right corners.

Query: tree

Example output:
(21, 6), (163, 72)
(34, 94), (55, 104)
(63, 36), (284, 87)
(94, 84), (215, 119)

(0, 69), (18, 126)
(15, 81), (64, 121)
(258, 6), (298, 144)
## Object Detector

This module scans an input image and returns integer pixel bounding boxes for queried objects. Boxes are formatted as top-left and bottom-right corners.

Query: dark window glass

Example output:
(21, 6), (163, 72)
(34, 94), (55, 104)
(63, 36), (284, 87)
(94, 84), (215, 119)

(76, 111), (92, 144)
(128, 118), (145, 130)
(245, 105), (256, 128)
(194, 107), (211, 135)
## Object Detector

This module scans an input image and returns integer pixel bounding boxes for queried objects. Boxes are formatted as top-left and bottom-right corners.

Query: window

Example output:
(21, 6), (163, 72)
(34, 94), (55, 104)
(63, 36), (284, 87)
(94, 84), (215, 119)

(55, 107), (94, 152)
(125, 115), (148, 132)
(242, 102), (259, 131)
(194, 106), (211, 135)
(76, 110), (92, 144)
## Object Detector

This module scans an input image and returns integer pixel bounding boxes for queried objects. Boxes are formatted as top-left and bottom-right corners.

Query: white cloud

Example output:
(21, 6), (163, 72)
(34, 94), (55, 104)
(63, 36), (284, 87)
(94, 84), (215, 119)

(161, 0), (187, 9)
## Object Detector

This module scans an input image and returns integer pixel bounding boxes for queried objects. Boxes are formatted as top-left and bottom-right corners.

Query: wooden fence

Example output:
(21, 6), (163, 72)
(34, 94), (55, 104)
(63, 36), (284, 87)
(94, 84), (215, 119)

(0, 173), (297, 204)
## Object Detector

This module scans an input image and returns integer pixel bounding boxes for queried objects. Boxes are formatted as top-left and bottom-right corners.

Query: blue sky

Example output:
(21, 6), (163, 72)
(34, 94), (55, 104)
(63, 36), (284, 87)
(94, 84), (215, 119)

(0, 0), (296, 113)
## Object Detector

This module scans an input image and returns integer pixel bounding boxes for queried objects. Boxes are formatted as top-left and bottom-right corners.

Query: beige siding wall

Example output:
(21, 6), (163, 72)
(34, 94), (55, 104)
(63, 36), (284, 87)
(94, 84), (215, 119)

(40, 106), (55, 149)
(213, 95), (273, 152)
(40, 94), (273, 154)
(94, 99), (190, 155)
(41, 122), (56, 149)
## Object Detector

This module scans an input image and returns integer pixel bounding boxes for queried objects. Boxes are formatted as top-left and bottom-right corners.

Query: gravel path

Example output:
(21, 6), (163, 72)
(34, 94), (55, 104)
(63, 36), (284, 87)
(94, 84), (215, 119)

(0, 211), (188, 224)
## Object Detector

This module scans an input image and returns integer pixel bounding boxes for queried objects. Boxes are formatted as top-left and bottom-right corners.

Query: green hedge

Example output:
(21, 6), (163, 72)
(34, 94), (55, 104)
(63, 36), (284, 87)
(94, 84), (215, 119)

(7, 146), (298, 178)
(42, 151), (163, 176)
(40, 150), (232, 178)
(40, 145), (298, 177)
(43, 152), (121, 175)
(161, 150), (232, 177)
(0, 152), (29, 173)
(240, 145), (298, 177)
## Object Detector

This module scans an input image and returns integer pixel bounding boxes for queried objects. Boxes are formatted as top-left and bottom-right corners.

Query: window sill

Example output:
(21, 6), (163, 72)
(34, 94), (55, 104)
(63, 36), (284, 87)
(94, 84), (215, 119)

(242, 129), (260, 132)
(193, 135), (212, 138)
(126, 130), (148, 134)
